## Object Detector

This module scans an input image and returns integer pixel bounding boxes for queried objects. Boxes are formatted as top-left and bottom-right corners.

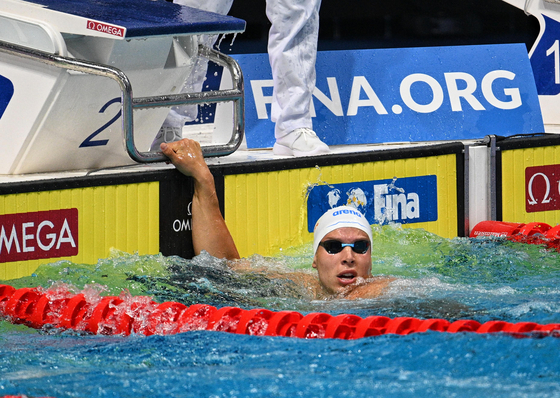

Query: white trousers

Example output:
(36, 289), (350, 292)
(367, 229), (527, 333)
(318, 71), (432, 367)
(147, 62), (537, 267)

(173, 0), (321, 139)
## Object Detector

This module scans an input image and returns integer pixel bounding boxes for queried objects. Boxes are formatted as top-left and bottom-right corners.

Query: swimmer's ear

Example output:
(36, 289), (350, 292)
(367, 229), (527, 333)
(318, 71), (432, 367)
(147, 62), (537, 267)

(312, 255), (318, 269)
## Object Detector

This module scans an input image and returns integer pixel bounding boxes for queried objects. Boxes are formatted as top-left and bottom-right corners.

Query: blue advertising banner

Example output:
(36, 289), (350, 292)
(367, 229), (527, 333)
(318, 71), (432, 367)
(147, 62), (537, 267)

(233, 44), (544, 149)
(306, 175), (438, 232)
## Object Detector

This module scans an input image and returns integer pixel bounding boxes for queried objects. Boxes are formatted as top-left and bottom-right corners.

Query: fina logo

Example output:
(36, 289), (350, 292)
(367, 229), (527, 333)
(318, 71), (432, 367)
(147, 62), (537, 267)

(306, 175), (438, 231)
(324, 178), (420, 224)
(373, 178), (420, 224)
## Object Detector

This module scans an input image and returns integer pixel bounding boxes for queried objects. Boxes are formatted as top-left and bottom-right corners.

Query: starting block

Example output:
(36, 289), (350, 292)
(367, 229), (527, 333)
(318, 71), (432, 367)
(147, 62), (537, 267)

(0, 0), (245, 174)
(502, 0), (560, 131)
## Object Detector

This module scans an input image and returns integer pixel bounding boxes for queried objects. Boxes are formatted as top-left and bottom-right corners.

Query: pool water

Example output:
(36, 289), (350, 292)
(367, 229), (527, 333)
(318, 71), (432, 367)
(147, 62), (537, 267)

(1, 225), (560, 397)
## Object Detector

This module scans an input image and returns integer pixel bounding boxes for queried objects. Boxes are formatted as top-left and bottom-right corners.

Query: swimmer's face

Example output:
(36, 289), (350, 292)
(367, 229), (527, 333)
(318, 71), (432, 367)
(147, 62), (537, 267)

(312, 227), (373, 295)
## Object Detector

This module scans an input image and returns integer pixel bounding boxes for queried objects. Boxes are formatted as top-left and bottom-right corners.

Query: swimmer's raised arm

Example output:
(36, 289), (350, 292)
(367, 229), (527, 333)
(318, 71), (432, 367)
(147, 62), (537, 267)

(161, 139), (240, 260)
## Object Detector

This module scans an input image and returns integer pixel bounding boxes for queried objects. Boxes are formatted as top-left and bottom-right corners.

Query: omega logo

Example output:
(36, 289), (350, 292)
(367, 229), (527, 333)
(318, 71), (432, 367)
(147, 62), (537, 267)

(527, 172), (554, 205)
(86, 20), (125, 37)
(525, 165), (560, 213)
(172, 202), (192, 232)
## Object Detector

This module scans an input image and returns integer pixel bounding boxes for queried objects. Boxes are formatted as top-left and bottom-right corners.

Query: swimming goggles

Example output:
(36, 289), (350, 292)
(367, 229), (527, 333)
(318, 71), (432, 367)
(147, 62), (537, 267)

(319, 240), (370, 254)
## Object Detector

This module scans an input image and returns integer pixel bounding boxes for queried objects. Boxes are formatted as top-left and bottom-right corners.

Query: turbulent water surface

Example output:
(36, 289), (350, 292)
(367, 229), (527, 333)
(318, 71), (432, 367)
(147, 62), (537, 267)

(1, 225), (560, 397)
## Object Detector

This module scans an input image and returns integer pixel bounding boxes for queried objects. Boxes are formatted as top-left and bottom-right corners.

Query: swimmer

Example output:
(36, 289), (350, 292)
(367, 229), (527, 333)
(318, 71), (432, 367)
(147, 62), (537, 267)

(161, 138), (393, 299)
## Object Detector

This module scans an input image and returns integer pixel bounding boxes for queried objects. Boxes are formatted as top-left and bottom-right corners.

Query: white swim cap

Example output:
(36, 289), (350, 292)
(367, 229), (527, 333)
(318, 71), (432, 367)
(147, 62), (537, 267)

(312, 206), (373, 254)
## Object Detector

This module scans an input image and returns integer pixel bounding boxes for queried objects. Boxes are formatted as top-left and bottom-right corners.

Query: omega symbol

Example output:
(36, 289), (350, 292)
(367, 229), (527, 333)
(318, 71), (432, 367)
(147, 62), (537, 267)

(527, 172), (554, 205)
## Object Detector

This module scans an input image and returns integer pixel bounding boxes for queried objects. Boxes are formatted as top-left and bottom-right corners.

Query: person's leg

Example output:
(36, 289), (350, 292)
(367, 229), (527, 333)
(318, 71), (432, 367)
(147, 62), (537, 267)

(153, 0), (234, 150)
(266, 0), (329, 156)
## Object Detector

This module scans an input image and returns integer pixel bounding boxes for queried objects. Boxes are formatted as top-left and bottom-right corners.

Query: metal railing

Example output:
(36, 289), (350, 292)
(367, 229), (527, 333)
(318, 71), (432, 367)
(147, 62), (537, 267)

(0, 39), (244, 162)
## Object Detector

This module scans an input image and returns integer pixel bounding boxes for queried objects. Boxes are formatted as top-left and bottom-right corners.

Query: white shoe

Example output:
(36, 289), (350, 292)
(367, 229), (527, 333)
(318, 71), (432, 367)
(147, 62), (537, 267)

(272, 128), (330, 157)
(150, 126), (183, 152)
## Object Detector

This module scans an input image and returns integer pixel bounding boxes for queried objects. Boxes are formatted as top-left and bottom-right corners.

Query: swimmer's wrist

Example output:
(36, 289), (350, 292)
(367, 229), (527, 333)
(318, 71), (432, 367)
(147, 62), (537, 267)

(193, 168), (214, 188)
(192, 170), (218, 203)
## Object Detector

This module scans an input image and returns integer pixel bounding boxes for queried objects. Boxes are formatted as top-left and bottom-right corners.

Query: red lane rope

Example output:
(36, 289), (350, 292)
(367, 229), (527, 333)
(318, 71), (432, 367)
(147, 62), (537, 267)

(1, 284), (559, 339)
(470, 220), (560, 249)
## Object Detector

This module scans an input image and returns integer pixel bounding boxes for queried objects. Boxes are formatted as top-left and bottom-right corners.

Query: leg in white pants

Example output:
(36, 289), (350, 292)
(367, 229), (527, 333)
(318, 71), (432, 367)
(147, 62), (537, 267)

(163, 0), (328, 156)
(266, 0), (329, 156)
(266, 0), (319, 138)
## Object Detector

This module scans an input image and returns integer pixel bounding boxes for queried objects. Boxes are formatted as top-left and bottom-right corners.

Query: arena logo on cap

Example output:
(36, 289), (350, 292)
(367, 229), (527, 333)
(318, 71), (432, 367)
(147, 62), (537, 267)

(332, 208), (363, 218)
(306, 175), (438, 232)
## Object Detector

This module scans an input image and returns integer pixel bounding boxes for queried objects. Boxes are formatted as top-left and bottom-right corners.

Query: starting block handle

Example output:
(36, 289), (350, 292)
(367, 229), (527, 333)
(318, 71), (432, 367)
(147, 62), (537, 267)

(133, 44), (245, 160)
(0, 40), (244, 163)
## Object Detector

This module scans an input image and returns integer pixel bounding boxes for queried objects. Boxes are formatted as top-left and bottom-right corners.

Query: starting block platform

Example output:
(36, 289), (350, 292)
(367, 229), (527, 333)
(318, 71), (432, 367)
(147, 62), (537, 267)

(0, 0), (245, 174)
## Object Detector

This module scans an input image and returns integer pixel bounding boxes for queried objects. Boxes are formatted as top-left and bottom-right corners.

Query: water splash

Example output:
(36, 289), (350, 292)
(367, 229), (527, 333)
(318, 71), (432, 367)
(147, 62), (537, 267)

(229, 32), (238, 50)
(215, 33), (227, 51)
(304, 165), (337, 202)
(1, 229), (560, 397)
(1, 226), (559, 322)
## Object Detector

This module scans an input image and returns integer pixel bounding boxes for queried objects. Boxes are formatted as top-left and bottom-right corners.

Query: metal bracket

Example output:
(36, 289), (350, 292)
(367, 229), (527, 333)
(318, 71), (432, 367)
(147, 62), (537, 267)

(0, 40), (244, 162)
(463, 145), (471, 236)
(482, 134), (499, 221)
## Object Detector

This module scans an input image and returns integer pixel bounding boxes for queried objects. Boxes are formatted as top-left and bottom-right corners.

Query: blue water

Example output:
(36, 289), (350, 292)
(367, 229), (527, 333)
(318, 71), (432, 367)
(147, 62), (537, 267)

(1, 225), (560, 398)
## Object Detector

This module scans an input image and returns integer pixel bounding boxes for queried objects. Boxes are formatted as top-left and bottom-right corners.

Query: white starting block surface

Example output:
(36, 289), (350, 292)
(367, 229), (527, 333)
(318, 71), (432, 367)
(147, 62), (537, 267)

(0, 0), (245, 175)
(503, 0), (560, 131)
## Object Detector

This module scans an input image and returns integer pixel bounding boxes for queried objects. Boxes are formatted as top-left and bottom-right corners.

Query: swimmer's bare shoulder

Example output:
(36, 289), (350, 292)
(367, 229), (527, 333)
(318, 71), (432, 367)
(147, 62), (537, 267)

(227, 259), (394, 300)
(227, 259), (320, 294)
(290, 274), (395, 300)
(339, 276), (395, 300)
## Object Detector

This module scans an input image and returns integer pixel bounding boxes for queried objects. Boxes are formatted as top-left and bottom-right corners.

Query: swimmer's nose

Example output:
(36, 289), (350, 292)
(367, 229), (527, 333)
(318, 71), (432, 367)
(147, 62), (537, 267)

(341, 246), (356, 264)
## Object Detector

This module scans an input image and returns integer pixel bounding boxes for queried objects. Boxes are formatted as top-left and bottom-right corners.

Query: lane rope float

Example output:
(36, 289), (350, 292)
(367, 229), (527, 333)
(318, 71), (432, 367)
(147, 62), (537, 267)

(1, 284), (559, 339)
(470, 220), (560, 249)
(0, 396), (54, 398)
